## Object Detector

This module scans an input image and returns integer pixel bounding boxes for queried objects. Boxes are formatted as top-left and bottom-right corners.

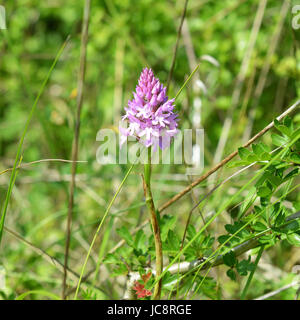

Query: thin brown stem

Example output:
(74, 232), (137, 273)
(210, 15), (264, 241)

(62, 0), (91, 300)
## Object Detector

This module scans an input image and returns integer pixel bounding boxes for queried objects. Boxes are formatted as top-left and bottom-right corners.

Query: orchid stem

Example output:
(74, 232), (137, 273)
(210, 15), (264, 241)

(143, 148), (163, 300)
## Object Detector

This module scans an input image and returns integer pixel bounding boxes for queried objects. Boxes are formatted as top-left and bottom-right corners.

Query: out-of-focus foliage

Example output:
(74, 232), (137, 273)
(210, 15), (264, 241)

(0, 0), (299, 300)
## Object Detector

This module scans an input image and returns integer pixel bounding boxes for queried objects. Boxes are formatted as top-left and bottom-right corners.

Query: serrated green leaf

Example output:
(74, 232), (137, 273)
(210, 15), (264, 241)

(236, 258), (255, 276)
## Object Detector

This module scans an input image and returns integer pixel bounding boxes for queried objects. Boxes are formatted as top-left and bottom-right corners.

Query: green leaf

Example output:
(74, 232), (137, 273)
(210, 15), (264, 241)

(167, 230), (180, 252)
(111, 264), (128, 277)
(103, 253), (120, 264)
(291, 127), (300, 141)
(280, 220), (300, 233)
(266, 175), (282, 188)
(252, 222), (267, 232)
(225, 222), (243, 234)
(274, 119), (292, 137)
(286, 233), (300, 246)
(273, 118), (281, 129)
(259, 152), (271, 161)
(186, 225), (197, 239)
(162, 272), (180, 290)
(283, 168), (299, 181)
(227, 160), (250, 168)
(236, 257), (255, 276)
(238, 147), (252, 160)
(238, 187), (256, 219)
(134, 230), (147, 253)
(202, 235), (215, 249)
(247, 154), (259, 162)
(258, 234), (275, 245)
(218, 235), (231, 244)
(274, 211), (285, 226)
(116, 246), (133, 259)
(223, 250), (237, 267)
(252, 143), (268, 157)
(117, 226), (133, 245)
(137, 255), (147, 265)
(289, 153), (300, 164)
(225, 221), (250, 239)
(255, 171), (272, 188)
(160, 215), (177, 241)
(271, 133), (289, 147)
(283, 116), (293, 129)
(257, 186), (272, 197)
(226, 269), (236, 281)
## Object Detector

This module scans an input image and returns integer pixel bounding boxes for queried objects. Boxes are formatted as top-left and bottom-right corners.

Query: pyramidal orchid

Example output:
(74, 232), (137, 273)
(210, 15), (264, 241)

(120, 68), (179, 150)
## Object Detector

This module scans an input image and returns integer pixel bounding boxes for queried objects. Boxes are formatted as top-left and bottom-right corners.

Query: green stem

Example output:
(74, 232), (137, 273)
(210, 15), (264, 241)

(241, 245), (264, 300)
(144, 148), (163, 300)
(174, 63), (201, 101)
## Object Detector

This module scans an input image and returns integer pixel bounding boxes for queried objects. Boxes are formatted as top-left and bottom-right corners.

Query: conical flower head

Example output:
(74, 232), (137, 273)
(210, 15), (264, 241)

(120, 68), (179, 150)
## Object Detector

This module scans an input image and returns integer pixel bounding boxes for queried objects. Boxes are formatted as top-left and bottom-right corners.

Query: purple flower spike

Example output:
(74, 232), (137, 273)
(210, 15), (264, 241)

(120, 68), (179, 150)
